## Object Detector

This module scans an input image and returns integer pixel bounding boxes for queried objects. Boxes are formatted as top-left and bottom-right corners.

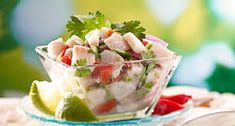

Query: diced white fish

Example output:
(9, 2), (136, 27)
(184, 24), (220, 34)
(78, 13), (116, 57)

(72, 45), (95, 65)
(75, 76), (96, 90)
(48, 38), (66, 58)
(85, 29), (100, 46)
(145, 69), (160, 85)
(66, 35), (83, 47)
(127, 64), (144, 78)
(109, 81), (136, 101)
(117, 101), (144, 113)
(150, 43), (175, 69)
(64, 48), (73, 58)
(104, 33), (130, 51)
(86, 88), (106, 109)
(150, 43), (174, 58)
(101, 50), (124, 78)
(101, 50), (124, 63)
(123, 32), (146, 53)
(99, 27), (110, 39)
(124, 63), (144, 86)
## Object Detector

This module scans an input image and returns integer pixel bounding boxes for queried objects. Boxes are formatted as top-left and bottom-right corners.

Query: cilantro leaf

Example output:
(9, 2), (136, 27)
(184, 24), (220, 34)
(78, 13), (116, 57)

(114, 49), (131, 60)
(66, 11), (109, 40)
(76, 67), (91, 77)
(111, 21), (145, 40)
(143, 82), (153, 90)
(89, 45), (101, 59)
(135, 87), (149, 98)
(145, 43), (153, 50)
(76, 59), (87, 66)
(74, 59), (91, 77)
(141, 50), (156, 59)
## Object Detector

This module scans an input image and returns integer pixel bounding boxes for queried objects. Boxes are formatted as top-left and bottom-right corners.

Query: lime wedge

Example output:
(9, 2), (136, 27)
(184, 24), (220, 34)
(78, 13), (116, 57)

(55, 92), (98, 122)
(29, 80), (62, 115)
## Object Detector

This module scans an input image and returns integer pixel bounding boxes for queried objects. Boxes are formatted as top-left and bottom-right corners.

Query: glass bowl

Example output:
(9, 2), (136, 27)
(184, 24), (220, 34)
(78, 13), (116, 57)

(19, 96), (192, 126)
(34, 45), (182, 121)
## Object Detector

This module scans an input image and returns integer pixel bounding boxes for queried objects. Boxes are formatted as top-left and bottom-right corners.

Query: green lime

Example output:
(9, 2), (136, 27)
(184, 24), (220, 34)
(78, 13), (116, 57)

(55, 92), (98, 122)
(29, 80), (62, 115)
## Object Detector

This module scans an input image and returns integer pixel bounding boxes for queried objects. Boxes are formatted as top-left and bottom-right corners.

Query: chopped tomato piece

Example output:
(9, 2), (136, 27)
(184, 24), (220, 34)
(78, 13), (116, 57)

(99, 65), (113, 84)
(107, 30), (113, 37)
(60, 45), (69, 57)
(61, 55), (71, 66)
(113, 75), (122, 81)
(91, 64), (114, 84)
(142, 40), (148, 46)
(94, 99), (117, 114)
(161, 94), (192, 105)
(153, 98), (183, 115)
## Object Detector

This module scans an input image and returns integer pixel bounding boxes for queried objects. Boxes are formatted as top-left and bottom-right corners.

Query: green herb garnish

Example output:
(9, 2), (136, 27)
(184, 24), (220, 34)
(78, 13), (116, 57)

(146, 63), (155, 73)
(67, 11), (146, 40)
(145, 43), (153, 50)
(115, 49), (131, 60)
(138, 52), (156, 88)
(74, 59), (91, 77)
(76, 67), (91, 77)
(66, 11), (109, 40)
(104, 86), (114, 100)
(75, 59), (87, 66)
(122, 76), (133, 82)
(141, 50), (156, 59)
(111, 21), (145, 40)
(89, 45), (101, 59)
(135, 87), (149, 98)
(143, 82), (153, 90)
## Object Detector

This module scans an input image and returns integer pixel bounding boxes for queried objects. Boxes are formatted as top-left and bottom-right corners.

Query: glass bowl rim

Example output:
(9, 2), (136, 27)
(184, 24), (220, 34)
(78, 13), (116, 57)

(35, 45), (182, 69)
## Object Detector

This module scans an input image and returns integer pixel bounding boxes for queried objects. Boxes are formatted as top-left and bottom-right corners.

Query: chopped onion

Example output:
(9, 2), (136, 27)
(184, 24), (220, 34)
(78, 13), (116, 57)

(145, 34), (168, 47)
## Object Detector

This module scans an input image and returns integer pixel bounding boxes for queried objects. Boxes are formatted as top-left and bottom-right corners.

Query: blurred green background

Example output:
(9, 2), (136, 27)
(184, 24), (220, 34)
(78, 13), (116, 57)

(1, 0), (235, 96)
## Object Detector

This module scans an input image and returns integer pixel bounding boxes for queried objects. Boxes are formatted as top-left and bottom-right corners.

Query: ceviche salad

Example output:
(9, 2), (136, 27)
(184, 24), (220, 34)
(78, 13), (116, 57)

(29, 11), (183, 122)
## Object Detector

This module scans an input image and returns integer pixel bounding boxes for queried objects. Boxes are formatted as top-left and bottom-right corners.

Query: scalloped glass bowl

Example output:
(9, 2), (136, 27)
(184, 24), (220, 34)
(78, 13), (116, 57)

(19, 96), (192, 126)
(34, 46), (182, 121)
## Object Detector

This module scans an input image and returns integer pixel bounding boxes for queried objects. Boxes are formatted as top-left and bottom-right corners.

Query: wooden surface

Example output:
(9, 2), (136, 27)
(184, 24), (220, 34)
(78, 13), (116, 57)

(1, 86), (235, 126)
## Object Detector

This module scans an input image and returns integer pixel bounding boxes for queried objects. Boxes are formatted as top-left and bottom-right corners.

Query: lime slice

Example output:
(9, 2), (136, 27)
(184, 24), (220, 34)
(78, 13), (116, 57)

(55, 92), (98, 122)
(29, 80), (62, 115)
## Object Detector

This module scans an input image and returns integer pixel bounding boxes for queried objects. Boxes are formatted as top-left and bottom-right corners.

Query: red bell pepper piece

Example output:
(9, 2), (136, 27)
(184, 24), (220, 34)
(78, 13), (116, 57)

(161, 94), (192, 105)
(153, 98), (184, 115)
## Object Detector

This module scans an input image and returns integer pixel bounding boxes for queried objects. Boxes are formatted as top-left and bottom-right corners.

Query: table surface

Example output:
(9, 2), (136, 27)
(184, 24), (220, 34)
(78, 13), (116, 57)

(1, 86), (235, 126)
